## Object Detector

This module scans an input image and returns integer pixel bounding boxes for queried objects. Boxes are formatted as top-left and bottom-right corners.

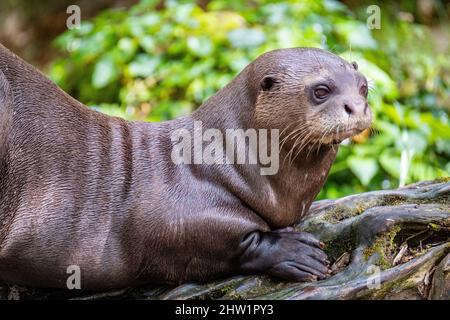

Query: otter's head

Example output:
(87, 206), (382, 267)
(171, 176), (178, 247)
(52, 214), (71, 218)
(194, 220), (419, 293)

(252, 48), (372, 153)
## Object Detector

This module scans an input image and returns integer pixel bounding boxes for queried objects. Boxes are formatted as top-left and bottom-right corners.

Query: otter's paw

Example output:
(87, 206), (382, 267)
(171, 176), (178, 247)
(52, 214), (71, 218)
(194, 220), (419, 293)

(238, 230), (331, 282)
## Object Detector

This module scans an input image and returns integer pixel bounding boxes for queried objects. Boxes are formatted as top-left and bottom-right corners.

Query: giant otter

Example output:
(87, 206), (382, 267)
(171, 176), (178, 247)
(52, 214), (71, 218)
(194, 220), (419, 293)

(0, 44), (372, 290)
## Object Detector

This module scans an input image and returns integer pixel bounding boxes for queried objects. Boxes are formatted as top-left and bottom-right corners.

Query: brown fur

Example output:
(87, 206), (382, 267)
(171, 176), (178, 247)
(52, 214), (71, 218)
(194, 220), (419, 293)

(0, 44), (371, 289)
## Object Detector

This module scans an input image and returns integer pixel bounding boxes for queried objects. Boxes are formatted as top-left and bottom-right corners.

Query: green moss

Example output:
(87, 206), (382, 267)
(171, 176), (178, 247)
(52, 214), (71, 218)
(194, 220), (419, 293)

(441, 217), (450, 228)
(219, 285), (233, 295)
(322, 207), (346, 223)
(428, 223), (442, 232)
(201, 282), (244, 300)
(363, 225), (402, 269)
(432, 177), (450, 184)
(324, 227), (359, 262)
(322, 203), (368, 224)
(324, 238), (354, 262)
(226, 291), (245, 300)
(355, 205), (367, 215)
(383, 194), (407, 206)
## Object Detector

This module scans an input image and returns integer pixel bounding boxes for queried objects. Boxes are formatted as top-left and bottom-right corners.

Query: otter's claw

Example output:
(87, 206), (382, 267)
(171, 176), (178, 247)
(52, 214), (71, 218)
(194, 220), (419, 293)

(238, 230), (331, 282)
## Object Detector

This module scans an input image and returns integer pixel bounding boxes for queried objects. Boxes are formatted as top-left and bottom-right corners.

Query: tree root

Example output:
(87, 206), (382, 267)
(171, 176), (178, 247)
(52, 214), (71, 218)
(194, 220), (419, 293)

(1, 179), (449, 300)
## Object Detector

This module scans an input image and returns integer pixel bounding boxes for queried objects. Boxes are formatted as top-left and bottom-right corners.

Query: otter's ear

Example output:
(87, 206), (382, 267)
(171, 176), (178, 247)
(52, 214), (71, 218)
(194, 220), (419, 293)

(351, 61), (358, 71)
(261, 76), (276, 91)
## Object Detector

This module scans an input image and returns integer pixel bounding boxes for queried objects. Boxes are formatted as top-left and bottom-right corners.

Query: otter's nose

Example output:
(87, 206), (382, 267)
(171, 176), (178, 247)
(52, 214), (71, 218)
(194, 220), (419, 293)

(343, 103), (354, 115)
(342, 98), (368, 116)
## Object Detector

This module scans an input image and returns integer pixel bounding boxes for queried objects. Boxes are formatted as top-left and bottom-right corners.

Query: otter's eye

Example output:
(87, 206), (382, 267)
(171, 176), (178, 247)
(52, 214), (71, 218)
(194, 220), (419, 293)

(313, 85), (331, 100)
(261, 76), (276, 91)
(360, 84), (368, 97)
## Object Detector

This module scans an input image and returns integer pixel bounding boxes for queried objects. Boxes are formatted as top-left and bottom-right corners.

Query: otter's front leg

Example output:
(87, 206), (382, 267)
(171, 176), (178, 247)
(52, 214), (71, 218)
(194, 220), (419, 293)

(237, 229), (331, 281)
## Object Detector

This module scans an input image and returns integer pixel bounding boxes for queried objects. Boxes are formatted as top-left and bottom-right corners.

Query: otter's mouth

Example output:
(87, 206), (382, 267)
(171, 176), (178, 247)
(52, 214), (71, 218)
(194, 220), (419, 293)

(321, 127), (367, 145)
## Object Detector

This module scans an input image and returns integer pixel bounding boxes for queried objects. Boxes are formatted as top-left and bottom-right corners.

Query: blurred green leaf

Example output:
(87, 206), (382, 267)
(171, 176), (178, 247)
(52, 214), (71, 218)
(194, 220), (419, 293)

(92, 56), (119, 88)
(379, 152), (400, 179)
(228, 28), (266, 48)
(335, 21), (377, 49)
(347, 156), (379, 186)
(128, 54), (160, 77)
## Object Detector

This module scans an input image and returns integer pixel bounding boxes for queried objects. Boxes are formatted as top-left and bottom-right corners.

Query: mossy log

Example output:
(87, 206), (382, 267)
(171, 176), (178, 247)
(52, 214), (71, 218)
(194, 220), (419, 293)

(1, 179), (449, 300)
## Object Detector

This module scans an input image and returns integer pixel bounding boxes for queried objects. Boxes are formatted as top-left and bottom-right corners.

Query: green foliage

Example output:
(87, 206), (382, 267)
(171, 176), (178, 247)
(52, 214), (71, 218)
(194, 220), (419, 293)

(49, 0), (450, 198)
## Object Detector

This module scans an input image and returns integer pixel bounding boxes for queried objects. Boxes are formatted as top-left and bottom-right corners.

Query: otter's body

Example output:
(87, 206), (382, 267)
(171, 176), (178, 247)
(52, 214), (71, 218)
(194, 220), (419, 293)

(0, 44), (370, 289)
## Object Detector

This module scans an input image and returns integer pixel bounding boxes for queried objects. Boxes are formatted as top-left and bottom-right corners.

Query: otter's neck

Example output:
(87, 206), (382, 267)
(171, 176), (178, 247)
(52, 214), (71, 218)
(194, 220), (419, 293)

(191, 66), (257, 131)
(263, 146), (338, 227)
(187, 69), (338, 229)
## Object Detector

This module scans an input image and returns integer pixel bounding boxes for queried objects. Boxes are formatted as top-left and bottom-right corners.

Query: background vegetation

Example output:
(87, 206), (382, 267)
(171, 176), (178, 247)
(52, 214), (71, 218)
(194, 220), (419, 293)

(5, 0), (450, 199)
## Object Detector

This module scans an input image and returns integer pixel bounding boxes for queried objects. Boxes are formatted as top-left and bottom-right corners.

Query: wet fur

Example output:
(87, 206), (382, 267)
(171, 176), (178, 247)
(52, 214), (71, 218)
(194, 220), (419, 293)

(0, 44), (370, 289)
